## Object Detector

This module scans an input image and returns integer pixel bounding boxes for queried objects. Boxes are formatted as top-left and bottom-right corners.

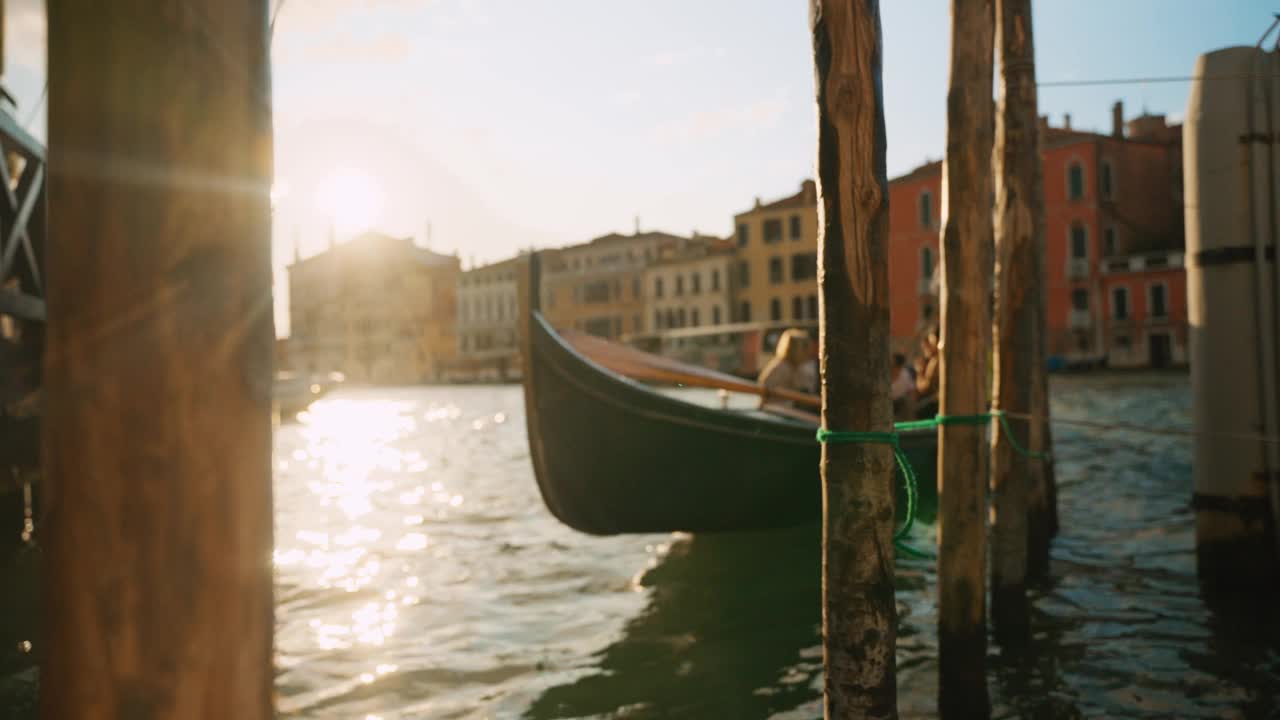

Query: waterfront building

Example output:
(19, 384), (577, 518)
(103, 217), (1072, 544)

(541, 230), (686, 339)
(287, 231), (460, 383)
(455, 256), (521, 381)
(641, 234), (736, 333)
(886, 103), (1187, 368)
(729, 180), (820, 327)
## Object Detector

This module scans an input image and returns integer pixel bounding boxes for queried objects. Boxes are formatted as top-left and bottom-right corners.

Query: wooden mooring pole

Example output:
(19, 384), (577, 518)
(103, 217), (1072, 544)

(990, 0), (1041, 649)
(810, 1), (898, 717)
(43, 2), (275, 718)
(938, 0), (994, 715)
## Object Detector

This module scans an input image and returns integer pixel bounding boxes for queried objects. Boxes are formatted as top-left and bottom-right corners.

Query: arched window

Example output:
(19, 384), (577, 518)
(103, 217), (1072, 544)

(1068, 162), (1085, 200)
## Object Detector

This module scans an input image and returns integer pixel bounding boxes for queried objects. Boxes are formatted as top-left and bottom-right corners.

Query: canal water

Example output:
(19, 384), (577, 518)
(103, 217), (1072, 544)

(270, 374), (1280, 719)
(2, 374), (1278, 718)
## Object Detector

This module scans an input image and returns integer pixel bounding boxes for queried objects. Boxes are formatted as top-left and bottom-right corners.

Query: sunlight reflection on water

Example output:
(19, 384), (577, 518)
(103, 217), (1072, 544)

(274, 378), (1280, 720)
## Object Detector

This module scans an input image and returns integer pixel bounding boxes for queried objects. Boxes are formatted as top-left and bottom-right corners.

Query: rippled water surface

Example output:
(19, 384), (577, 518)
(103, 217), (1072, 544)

(272, 375), (1280, 719)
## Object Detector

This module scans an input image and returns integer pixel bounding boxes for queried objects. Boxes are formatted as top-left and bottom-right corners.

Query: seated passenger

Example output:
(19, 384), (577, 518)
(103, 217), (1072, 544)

(759, 329), (811, 405)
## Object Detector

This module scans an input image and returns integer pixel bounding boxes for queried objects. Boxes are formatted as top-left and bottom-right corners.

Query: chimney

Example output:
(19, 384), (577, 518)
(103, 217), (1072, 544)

(1111, 101), (1124, 138)
(634, 216), (641, 235)
(801, 179), (817, 204)
(1063, 113), (1072, 130)
(754, 196), (762, 209)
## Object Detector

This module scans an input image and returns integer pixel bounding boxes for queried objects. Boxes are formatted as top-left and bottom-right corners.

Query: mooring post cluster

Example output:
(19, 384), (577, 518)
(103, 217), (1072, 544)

(812, 0), (1061, 717)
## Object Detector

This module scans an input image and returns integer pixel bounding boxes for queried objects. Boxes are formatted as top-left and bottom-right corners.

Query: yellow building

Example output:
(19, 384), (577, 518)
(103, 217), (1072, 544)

(641, 235), (736, 331)
(287, 231), (460, 384)
(730, 179), (819, 325)
(542, 231), (686, 339)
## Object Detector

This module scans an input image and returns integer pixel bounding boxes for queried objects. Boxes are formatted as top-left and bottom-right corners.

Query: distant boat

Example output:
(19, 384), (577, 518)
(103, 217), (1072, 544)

(273, 371), (345, 421)
(520, 256), (937, 536)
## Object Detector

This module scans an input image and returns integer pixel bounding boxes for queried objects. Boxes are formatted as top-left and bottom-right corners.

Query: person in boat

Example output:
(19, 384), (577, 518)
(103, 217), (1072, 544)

(890, 352), (915, 421)
(758, 328), (812, 406)
(914, 328), (940, 419)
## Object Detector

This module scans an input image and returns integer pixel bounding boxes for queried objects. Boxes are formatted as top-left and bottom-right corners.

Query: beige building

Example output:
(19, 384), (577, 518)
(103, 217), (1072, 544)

(455, 256), (520, 380)
(287, 231), (460, 384)
(730, 180), (820, 325)
(542, 230), (686, 339)
(642, 236), (736, 332)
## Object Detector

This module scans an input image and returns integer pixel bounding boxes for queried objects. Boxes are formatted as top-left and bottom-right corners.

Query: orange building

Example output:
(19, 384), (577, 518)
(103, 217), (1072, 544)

(887, 104), (1187, 368)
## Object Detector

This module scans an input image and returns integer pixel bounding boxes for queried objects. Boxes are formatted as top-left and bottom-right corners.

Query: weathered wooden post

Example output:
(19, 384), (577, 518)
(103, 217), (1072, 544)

(43, 2), (276, 718)
(937, 0), (994, 714)
(990, 0), (1042, 649)
(810, 1), (898, 717)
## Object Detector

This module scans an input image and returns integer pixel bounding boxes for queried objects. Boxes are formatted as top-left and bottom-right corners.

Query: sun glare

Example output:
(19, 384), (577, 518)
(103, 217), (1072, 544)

(314, 168), (385, 235)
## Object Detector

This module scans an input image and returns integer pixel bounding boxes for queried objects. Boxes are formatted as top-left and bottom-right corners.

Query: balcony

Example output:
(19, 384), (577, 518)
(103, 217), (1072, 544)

(1066, 258), (1090, 279)
(1068, 309), (1092, 329)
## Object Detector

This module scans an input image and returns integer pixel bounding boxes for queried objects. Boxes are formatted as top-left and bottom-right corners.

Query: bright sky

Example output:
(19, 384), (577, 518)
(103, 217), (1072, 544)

(3, 0), (1271, 335)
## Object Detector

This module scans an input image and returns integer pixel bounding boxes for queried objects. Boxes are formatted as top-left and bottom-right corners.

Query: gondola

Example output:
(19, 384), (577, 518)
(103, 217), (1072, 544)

(520, 254), (938, 536)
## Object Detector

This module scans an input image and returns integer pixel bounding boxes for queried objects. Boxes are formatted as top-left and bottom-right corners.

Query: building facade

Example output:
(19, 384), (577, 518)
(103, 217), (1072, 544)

(730, 179), (820, 326)
(642, 236), (736, 332)
(541, 231), (685, 339)
(455, 257), (520, 381)
(1099, 250), (1188, 368)
(886, 104), (1187, 368)
(287, 232), (460, 384)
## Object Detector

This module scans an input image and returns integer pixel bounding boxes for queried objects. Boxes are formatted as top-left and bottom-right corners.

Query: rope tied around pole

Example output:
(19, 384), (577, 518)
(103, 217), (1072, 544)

(815, 427), (929, 559)
(816, 410), (1051, 560)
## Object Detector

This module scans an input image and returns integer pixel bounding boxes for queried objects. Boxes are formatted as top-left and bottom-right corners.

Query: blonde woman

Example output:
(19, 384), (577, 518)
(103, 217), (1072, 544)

(758, 328), (812, 406)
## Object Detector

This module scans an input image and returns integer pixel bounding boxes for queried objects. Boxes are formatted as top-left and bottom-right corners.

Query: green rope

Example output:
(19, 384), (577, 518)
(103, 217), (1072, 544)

(815, 409), (1050, 560)
(816, 427), (929, 559)
(988, 410), (1050, 460)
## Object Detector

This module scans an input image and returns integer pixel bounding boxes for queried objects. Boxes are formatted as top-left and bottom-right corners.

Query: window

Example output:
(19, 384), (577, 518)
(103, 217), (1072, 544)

(1104, 227), (1117, 256)
(770, 298), (782, 321)
(764, 219), (784, 244)
(737, 261), (750, 288)
(807, 294), (818, 319)
(789, 215), (802, 240)
(1071, 225), (1088, 259)
(792, 296), (804, 320)
(584, 317), (613, 337)
(739, 301), (751, 322)
(1115, 335), (1131, 350)
(675, 275), (684, 296)
(1150, 283), (1168, 318)
(737, 223), (750, 247)
(691, 308), (700, 327)
(1112, 286), (1129, 320)
(1068, 162), (1085, 200)
(677, 308), (687, 327)
(665, 309), (676, 328)
(921, 246), (934, 281)
(791, 252), (817, 281)
(654, 310), (663, 329)
(583, 281), (611, 304)
(1101, 161), (1114, 200)
(1072, 288), (1089, 311)
(654, 277), (664, 298)
(920, 191), (933, 228)
(711, 269), (721, 292)
(712, 305), (722, 325)
(769, 257), (784, 284)
(691, 273), (701, 294)
(632, 277), (641, 299)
